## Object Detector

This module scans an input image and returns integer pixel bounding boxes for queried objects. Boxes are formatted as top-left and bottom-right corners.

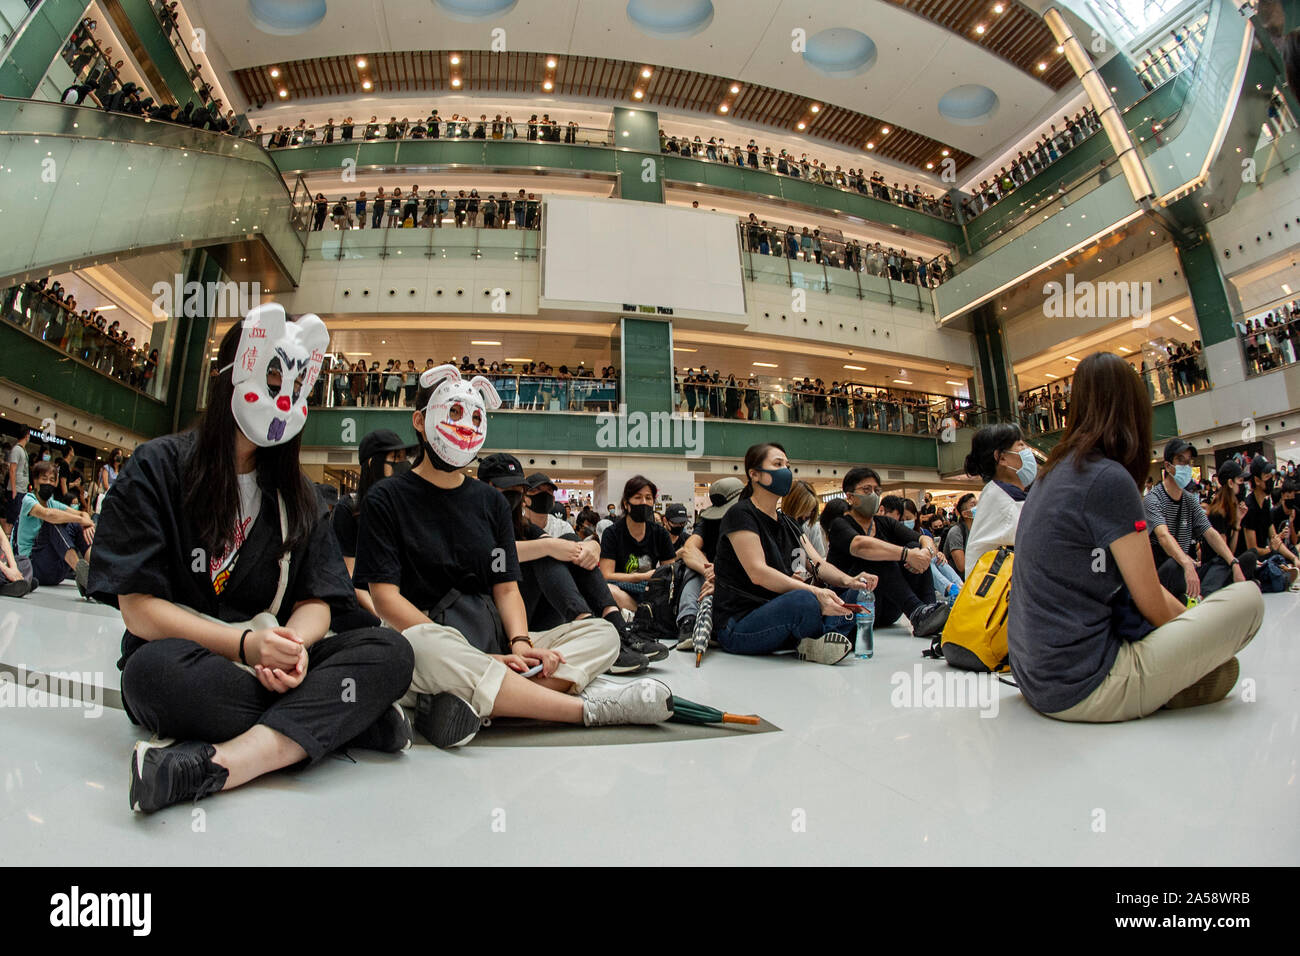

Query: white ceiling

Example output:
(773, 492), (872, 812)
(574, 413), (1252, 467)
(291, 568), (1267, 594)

(187, 0), (1063, 159)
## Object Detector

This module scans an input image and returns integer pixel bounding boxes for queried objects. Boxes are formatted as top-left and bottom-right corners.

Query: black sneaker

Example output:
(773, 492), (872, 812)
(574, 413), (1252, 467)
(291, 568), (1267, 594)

(609, 642), (650, 675)
(129, 739), (228, 813)
(626, 632), (671, 662)
(74, 558), (90, 598)
(676, 615), (697, 647)
(413, 692), (482, 749)
(908, 602), (950, 638)
(0, 577), (31, 598)
(348, 701), (413, 753)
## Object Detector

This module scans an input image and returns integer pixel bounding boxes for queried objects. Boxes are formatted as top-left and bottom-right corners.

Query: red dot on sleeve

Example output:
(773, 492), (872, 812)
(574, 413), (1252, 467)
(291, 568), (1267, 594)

(1134, 520), (1147, 531)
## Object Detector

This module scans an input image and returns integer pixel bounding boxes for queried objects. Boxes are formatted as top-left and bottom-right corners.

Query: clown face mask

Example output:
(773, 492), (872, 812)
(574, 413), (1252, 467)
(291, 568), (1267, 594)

(419, 364), (501, 468)
(229, 304), (329, 447)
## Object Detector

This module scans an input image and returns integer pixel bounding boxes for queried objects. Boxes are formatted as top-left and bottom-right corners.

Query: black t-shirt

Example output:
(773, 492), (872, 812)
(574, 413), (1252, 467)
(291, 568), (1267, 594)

(354, 471), (520, 612)
(599, 517), (675, 575)
(1242, 494), (1275, 552)
(1207, 509), (1247, 557)
(86, 433), (365, 669)
(57, 457), (74, 490)
(331, 496), (360, 557)
(668, 527), (688, 551)
(695, 516), (722, 562)
(712, 498), (804, 627)
(827, 512), (920, 576)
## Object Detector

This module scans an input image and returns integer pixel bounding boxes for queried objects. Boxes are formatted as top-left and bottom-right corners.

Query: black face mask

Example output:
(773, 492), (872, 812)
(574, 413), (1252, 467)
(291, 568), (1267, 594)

(387, 460), (412, 477)
(503, 489), (523, 509)
(36, 485), (55, 502)
(627, 503), (654, 523)
(528, 491), (555, 514)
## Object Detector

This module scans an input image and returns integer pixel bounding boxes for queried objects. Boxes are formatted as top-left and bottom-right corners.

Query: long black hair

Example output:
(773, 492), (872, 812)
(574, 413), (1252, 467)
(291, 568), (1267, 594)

(739, 442), (786, 500)
(352, 450), (391, 516)
(184, 321), (318, 558)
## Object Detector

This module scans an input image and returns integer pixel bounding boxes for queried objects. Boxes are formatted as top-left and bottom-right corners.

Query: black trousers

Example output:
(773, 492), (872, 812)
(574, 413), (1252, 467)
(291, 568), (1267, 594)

(519, 556), (613, 631)
(1157, 553), (1256, 602)
(856, 559), (934, 627)
(120, 627), (414, 763)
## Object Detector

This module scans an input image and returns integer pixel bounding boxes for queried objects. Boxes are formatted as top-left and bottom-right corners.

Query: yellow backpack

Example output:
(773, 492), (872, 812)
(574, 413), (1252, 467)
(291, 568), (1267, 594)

(925, 547), (1012, 672)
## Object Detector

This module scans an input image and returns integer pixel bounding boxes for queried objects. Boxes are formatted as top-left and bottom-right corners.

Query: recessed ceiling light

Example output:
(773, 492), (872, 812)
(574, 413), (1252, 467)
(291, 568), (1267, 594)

(1118, 346), (1131, 353)
(542, 79), (552, 90)
(505, 357), (532, 363)
(452, 77), (462, 87)
(797, 121), (806, 130)
(1065, 355), (1080, 362)
(719, 104), (728, 112)
(810, 104), (820, 113)
(843, 364), (866, 371)
(866, 142), (874, 149)
(673, 347), (697, 352)
(269, 68), (279, 78)
(941, 149), (949, 156)
(1045, 372), (1058, 379)
(356, 58), (367, 69)
(893, 379), (913, 385)
(450, 54), (460, 65)
(993, 2), (1005, 12)
(945, 380), (965, 386)
(753, 362), (778, 368)
(1283, 283), (1293, 294)
(641, 67), (652, 78)
(975, 24), (985, 34)
(633, 89), (644, 99)
(730, 84), (740, 94)
(546, 57), (556, 68)
(278, 89), (288, 98)
(1037, 62), (1047, 71)
(471, 340), (501, 346)
(1056, 45), (1064, 53)
(362, 80), (372, 90)
(926, 162), (934, 169)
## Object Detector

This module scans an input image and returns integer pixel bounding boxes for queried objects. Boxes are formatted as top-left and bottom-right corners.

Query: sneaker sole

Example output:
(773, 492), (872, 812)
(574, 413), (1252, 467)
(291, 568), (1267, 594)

(609, 659), (650, 675)
(1163, 657), (1240, 710)
(128, 737), (175, 813)
(413, 693), (481, 749)
(635, 643), (671, 662)
(795, 635), (853, 665)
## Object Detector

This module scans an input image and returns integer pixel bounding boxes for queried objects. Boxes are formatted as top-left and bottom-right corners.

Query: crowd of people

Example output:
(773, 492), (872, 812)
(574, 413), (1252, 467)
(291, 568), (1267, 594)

(1, 305), (1292, 815)
(58, 15), (240, 136)
(1017, 341), (1207, 435)
(739, 213), (954, 287)
(961, 107), (1101, 221)
(661, 129), (957, 221)
(1237, 299), (1300, 375)
(307, 186), (543, 231)
(263, 112), (583, 150)
(2, 279), (160, 393)
(1136, 18), (1207, 92)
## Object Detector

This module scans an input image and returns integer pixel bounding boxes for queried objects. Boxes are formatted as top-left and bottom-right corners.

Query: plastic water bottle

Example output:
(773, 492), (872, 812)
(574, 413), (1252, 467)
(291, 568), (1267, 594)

(852, 589), (875, 659)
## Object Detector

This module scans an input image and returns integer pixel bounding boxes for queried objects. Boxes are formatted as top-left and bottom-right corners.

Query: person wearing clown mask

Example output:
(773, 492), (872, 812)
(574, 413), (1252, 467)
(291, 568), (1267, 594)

(86, 305), (415, 813)
(354, 366), (674, 748)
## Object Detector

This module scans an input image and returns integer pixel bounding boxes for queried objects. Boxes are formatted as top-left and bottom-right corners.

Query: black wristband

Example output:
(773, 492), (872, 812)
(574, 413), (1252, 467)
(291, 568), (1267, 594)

(899, 544), (911, 565)
(510, 636), (532, 648)
(239, 628), (252, 664)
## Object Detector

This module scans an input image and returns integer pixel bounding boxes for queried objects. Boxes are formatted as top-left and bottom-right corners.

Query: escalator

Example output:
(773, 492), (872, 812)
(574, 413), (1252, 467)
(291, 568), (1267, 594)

(0, 98), (304, 287)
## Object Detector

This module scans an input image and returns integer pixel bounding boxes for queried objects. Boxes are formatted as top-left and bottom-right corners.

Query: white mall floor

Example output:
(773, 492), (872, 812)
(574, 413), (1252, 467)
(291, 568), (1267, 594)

(1, 582), (1296, 866)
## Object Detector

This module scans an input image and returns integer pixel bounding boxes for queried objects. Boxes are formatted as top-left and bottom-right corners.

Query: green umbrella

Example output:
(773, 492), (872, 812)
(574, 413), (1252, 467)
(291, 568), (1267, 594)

(692, 594), (713, 667)
(668, 695), (760, 726)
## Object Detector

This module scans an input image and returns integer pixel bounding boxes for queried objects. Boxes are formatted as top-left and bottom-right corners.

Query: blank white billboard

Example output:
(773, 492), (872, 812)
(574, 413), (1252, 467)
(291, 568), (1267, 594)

(542, 196), (745, 315)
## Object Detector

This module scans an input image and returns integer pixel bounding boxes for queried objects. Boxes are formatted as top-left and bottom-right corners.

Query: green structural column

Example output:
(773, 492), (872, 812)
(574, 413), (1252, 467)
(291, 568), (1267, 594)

(110, 0), (199, 108)
(970, 305), (1014, 420)
(619, 317), (673, 416)
(170, 249), (226, 432)
(611, 107), (664, 203)
(1174, 234), (1238, 347)
(0, 0), (88, 98)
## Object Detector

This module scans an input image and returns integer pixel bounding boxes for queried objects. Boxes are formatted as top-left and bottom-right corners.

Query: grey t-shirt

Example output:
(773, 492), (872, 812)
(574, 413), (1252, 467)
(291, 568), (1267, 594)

(943, 521), (968, 572)
(7, 443), (28, 495)
(1008, 453), (1147, 714)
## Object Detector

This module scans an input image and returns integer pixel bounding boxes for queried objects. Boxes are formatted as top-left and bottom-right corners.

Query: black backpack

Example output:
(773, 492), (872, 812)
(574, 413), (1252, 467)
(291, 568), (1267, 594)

(630, 565), (678, 642)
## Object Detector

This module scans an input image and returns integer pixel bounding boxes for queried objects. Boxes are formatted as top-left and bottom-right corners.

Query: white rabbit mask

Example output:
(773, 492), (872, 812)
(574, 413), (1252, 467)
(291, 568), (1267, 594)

(228, 304), (329, 448)
(418, 364), (501, 469)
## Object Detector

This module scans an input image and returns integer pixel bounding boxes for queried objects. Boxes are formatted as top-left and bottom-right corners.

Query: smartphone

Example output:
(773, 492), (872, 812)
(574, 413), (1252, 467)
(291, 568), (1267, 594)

(519, 662), (544, 678)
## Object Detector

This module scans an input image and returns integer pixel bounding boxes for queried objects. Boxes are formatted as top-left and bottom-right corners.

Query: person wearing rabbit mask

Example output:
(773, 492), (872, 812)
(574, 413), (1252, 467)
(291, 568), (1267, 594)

(87, 305), (415, 813)
(355, 365), (674, 747)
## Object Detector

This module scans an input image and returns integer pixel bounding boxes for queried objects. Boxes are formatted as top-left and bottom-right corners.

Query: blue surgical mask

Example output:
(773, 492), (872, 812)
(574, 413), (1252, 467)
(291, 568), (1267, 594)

(758, 466), (793, 497)
(902, 518), (916, 530)
(1016, 447), (1037, 487)
(1172, 464), (1193, 488)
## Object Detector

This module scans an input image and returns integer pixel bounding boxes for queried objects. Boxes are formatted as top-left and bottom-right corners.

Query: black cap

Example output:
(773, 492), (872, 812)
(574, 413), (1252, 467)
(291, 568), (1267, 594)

(1163, 437), (1197, 462)
(358, 429), (411, 463)
(1249, 456), (1276, 480)
(664, 503), (688, 525)
(525, 472), (556, 491)
(477, 453), (526, 487)
(1217, 459), (1243, 482)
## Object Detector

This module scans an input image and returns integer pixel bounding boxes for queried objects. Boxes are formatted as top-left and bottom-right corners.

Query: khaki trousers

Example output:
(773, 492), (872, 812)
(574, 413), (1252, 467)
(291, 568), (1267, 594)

(400, 617), (619, 717)
(1047, 582), (1264, 722)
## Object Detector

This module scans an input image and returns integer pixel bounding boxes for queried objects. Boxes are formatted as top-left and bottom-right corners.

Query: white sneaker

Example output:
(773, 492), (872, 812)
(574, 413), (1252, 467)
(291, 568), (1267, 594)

(795, 632), (853, 665)
(582, 678), (673, 726)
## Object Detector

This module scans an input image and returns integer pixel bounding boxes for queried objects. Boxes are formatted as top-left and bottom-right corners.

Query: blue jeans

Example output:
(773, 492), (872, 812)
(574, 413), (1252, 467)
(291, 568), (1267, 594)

(931, 558), (963, 595)
(718, 590), (851, 656)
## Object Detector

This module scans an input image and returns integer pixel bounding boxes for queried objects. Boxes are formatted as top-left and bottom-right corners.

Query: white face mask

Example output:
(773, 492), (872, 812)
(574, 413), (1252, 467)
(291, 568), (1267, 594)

(419, 365), (501, 468)
(228, 304), (329, 448)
